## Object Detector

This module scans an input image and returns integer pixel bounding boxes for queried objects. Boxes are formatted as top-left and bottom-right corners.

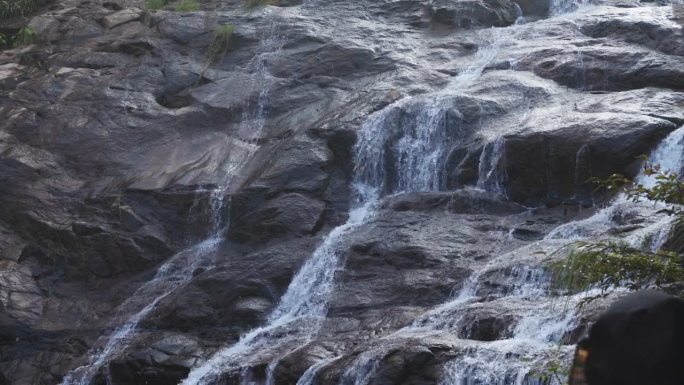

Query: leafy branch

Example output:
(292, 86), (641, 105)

(551, 160), (684, 304)
(588, 157), (684, 216)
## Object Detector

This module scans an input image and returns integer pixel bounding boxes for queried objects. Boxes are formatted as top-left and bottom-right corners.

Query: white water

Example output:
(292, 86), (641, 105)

(477, 136), (507, 196)
(181, 20), (509, 385)
(354, 29), (503, 195)
(295, 357), (340, 385)
(61, 192), (229, 385)
(241, 20), (285, 145)
(434, 125), (684, 385)
(338, 350), (382, 385)
(636, 125), (684, 188)
(181, 194), (377, 385)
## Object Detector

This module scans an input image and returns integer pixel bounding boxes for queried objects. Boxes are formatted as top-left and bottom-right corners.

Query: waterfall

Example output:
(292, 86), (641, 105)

(433, 125), (684, 385)
(295, 357), (339, 385)
(636, 125), (684, 188)
(338, 351), (381, 385)
(547, 125), (684, 242)
(355, 29), (503, 195)
(549, 0), (593, 16)
(241, 20), (285, 146)
(476, 136), (507, 196)
(60, 191), (230, 385)
(182, 24), (506, 385)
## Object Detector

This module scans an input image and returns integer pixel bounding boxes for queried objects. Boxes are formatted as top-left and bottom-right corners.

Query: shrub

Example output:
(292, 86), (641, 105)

(0, 0), (46, 19)
(173, 0), (199, 11)
(551, 241), (684, 295)
(13, 26), (37, 45)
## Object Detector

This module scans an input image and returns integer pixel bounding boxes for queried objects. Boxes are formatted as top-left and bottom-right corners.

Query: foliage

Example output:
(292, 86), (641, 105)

(0, 27), (39, 49)
(207, 24), (234, 61)
(529, 357), (568, 385)
(588, 157), (684, 216)
(13, 26), (37, 46)
(173, 0), (199, 11)
(551, 241), (684, 297)
(199, 23), (234, 77)
(551, 160), (684, 304)
(145, 0), (166, 10)
(0, 0), (45, 19)
(245, 0), (278, 8)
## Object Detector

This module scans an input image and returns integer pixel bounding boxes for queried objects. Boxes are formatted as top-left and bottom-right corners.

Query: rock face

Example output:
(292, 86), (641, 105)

(0, 0), (683, 384)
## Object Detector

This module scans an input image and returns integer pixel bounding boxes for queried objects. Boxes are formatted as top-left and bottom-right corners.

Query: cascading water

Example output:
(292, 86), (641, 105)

(61, 8), (293, 385)
(60, 191), (230, 385)
(180, 189), (378, 385)
(240, 20), (285, 146)
(477, 136), (507, 196)
(424, 125), (684, 385)
(182, 21), (506, 385)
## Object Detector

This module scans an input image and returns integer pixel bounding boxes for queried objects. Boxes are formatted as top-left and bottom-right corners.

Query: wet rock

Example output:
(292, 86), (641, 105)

(383, 189), (526, 214)
(429, 0), (520, 28)
(578, 7), (684, 56)
(514, 0), (551, 16)
(510, 228), (544, 241)
(370, 346), (442, 385)
(107, 334), (200, 385)
(0, 262), (43, 326)
(459, 311), (517, 341)
(500, 114), (676, 205)
(102, 8), (144, 29)
(229, 192), (326, 243)
(519, 45), (684, 91)
(143, 237), (317, 340)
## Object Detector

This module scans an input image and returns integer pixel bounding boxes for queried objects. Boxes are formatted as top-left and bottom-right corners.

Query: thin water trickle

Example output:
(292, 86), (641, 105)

(477, 136), (507, 196)
(295, 357), (339, 385)
(61, 192), (229, 385)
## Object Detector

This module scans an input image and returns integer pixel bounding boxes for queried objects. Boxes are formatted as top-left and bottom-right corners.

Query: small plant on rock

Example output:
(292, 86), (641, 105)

(199, 23), (234, 77)
(529, 357), (568, 385)
(13, 26), (37, 46)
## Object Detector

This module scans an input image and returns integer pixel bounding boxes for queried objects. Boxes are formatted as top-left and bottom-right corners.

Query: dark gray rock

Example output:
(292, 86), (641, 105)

(429, 0), (521, 28)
